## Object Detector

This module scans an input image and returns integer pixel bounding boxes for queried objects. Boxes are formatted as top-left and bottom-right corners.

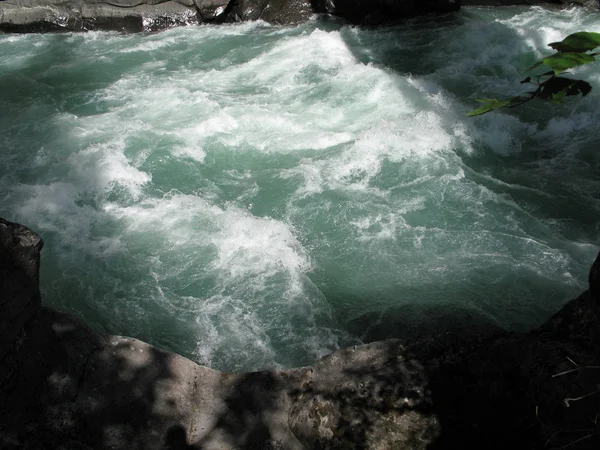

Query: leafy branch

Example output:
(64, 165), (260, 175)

(468, 31), (600, 117)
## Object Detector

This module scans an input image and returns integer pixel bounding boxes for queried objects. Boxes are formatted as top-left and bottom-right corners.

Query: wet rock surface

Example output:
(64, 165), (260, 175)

(0, 0), (464, 31)
(0, 0), (229, 32)
(1, 219), (599, 449)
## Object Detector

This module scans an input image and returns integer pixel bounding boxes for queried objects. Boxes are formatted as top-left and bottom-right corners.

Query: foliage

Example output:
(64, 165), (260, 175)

(467, 32), (600, 117)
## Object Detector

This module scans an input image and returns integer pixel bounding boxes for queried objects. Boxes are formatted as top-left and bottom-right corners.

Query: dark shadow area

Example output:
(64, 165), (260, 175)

(0, 219), (43, 362)
(309, 0), (460, 25)
(1, 307), (182, 449)
(0, 304), (294, 449)
(196, 372), (277, 447)
(343, 300), (500, 342)
(420, 289), (600, 450)
(164, 425), (197, 449)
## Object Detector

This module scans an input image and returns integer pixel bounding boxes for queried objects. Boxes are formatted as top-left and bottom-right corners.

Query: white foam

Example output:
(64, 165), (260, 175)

(283, 110), (459, 197)
(100, 192), (338, 368)
(15, 182), (102, 252)
(172, 145), (207, 163)
(119, 36), (178, 53)
(67, 139), (151, 200)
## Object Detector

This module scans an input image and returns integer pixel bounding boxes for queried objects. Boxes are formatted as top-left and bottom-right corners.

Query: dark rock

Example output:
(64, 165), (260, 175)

(222, 0), (461, 25)
(460, 0), (584, 6)
(540, 252), (600, 356)
(589, 250), (600, 300)
(0, 306), (307, 449)
(223, 0), (314, 23)
(0, 218), (43, 360)
(311, 0), (460, 25)
(326, 0), (417, 25)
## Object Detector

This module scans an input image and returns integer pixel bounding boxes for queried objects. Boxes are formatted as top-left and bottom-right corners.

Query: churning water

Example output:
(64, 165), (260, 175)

(1, 6), (599, 371)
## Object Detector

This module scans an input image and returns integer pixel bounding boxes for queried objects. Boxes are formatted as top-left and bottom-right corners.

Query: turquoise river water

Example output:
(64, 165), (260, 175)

(1, 6), (599, 371)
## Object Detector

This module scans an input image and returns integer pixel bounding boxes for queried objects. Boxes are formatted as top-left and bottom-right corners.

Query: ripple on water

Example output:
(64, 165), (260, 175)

(0, 7), (599, 371)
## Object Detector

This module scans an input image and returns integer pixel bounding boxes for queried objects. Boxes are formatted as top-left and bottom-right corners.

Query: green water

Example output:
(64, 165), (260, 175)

(1, 6), (599, 371)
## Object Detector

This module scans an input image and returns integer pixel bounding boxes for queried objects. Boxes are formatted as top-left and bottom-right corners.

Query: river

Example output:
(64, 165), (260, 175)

(1, 6), (599, 371)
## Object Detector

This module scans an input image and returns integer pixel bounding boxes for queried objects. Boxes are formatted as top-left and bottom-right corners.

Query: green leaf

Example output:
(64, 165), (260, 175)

(468, 32), (598, 118)
(549, 90), (567, 104)
(537, 77), (592, 101)
(528, 52), (595, 75)
(549, 32), (600, 53)
(527, 60), (544, 72)
(467, 98), (512, 117)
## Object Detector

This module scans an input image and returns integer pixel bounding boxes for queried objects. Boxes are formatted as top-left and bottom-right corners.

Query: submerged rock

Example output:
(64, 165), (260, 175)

(1, 218), (599, 449)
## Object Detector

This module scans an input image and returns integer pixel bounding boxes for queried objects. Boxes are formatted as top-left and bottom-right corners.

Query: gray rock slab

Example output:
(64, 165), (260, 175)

(0, 0), (228, 31)
(290, 340), (440, 449)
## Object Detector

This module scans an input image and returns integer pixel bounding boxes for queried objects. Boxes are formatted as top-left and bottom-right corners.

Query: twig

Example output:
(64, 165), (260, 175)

(564, 390), (600, 408)
(565, 356), (579, 368)
(552, 366), (600, 378)
(550, 432), (594, 450)
(545, 430), (561, 447)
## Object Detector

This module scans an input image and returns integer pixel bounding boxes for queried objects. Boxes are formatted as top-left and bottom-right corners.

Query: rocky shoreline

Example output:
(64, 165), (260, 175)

(0, 0), (594, 33)
(1, 218), (600, 449)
